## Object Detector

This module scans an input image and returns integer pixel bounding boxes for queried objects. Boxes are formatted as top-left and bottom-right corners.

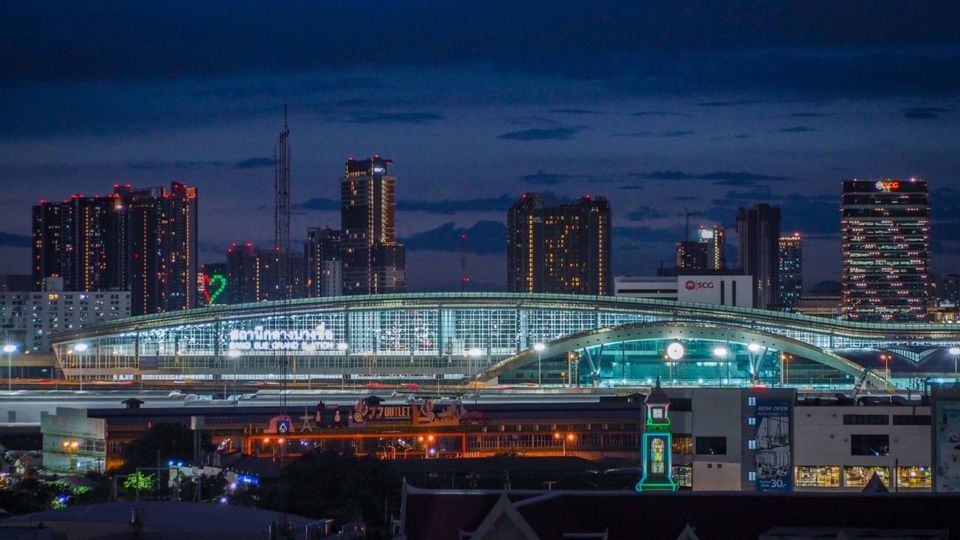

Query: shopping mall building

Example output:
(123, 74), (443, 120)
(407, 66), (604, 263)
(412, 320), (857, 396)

(50, 293), (960, 390)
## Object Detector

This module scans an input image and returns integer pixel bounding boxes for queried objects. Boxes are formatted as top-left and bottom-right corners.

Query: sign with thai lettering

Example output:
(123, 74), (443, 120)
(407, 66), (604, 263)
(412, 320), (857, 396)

(227, 323), (336, 352)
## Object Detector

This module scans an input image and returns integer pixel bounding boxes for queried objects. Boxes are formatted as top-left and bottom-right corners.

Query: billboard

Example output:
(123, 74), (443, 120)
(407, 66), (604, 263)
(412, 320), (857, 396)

(677, 275), (753, 308)
(935, 400), (960, 492)
(754, 399), (792, 492)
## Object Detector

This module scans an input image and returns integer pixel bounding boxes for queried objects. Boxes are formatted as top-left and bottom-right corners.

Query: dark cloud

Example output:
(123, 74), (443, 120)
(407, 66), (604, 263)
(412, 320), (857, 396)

(633, 170), (789, 182)
(627, 206), (669, 221)
(402, 221), (506, 255)
(234, 157), (274, 169)
(0, 231), (31, 248)
(708, 191), (840, 235)
(697, 100), (760, 107)
(630, 111), (682, 117)
(550, 108), (604, 115)
(127, 160), (225, 170)
(498, 127), (585, 141)
(613, 226), (684, 243)
(520, 170), (578, 185)
(346, 112), (445, 124)
(300, 195), (517, 215)
(902, 106), (952, 119)
(612, 130), (694, 138)
(778, 126), (817, 133)
(619, 185), (645, 191)
(790, 112), (833, 118)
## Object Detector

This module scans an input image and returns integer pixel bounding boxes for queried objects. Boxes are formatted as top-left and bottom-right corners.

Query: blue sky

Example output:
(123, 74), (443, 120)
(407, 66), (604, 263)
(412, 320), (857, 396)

(1, 1), (959, 290)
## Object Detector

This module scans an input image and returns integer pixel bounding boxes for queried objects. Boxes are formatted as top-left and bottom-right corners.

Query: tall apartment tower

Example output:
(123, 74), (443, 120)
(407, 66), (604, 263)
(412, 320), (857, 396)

(777, 233), (803, 311)
(32, 182), (198, 316)
(305, 227), (343, 297)
(676, 225), (725, 272)
(340, 156), (405, 295)
(507, 193), (612, 295)
(737, 203), (781, 310)
(841, 178), (930, 321)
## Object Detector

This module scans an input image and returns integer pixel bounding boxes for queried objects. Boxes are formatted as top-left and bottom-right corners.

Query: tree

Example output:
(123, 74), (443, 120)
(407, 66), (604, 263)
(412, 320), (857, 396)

(121, 423), (212, 473)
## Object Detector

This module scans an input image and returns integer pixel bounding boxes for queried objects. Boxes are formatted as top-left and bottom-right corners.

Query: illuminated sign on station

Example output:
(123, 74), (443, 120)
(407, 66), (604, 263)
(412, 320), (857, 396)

(227, 323), (336, 352)
(875, 180), (900, 191)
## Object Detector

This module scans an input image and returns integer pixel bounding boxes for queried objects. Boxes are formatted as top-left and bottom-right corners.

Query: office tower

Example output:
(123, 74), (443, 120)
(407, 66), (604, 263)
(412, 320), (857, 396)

(676, 225), (725, 272)
(340, 156), (405, 295)
(33, 182), (198, 316)
(778, 233), (803, 311)
(225, 242), (304, 304)
(941, 275), (960, 307)
(737, 203), (781, 309)
(305, 227), (343, 297)
(841, 178), (930, 322)
(507, 193), (612, 295)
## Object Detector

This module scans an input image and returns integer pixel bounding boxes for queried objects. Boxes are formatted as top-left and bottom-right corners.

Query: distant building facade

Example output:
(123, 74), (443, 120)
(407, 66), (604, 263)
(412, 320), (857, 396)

(615, 274), (753, 307)
(0, 278), (130, 353)
(507, 194), (611, 295)
(32, 182), (198, 316)
(737, 203), (781, 310)
(305, 227), (343, 297)
(841, 178), (930, 322)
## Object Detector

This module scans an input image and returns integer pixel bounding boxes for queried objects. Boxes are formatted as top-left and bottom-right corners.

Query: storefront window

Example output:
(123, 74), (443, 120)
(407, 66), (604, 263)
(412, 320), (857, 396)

(673, 435), (693, 455)
(896, 466), (932, 489)
(672, 464), (692, 488)
(795, 466), (840, 487)
(843, 466), (891, 488)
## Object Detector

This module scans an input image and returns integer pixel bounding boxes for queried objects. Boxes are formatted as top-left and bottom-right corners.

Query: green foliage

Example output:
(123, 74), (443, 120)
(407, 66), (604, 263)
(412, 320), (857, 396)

(123, 471), (155, 491)
(242, 451), (400, 526)
(121, 422), (212, 472)
(176, 472), (228, 501)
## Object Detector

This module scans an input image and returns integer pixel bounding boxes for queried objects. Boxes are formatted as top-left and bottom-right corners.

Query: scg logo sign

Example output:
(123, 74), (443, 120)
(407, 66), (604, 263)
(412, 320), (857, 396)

(684, 280), (715, 291)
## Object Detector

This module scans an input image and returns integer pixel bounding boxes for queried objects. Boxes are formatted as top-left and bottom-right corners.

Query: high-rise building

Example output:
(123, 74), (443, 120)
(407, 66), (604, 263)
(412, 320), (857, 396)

(778, 233), (803, 311)
(225, 242), (304, 304)
(841, 178), (930, 322)
(32, 182), (198, 316)
(340, 156), (405, 295)
(507, 193), (612, 295)
(676, 225), (725, 272)
(737, 203), (781, 310)
(305, 227), (343, 297)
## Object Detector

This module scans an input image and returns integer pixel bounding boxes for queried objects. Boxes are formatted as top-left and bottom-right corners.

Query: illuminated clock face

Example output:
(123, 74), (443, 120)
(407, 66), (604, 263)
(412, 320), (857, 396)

(666, 342), (685, 360)
(652, 408), (664, 419)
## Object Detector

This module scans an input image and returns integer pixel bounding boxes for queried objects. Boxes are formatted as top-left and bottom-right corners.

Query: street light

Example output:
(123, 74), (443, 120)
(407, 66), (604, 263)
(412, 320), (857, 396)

(533, 343), (546, 387)
(3, 344), (17, 391)
(553, 432), (576, 456)
(712, 346), (728, 386)
(73, 343), (89, 391)
(949, 347), (960, 382)
(228, 350), (241, 399)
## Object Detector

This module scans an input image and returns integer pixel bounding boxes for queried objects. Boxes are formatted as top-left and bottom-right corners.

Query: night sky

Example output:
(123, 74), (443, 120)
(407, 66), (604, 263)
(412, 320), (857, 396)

(1, 1), (959, 291)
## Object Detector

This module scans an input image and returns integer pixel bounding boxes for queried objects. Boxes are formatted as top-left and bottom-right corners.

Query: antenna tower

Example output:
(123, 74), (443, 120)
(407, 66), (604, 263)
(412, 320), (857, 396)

(274, 103), (292, 299)
(460, 233), (469, 291)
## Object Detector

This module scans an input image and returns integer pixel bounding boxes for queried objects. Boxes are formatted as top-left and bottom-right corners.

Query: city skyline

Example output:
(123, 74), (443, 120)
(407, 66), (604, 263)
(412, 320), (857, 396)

(1, 1), (959, 291)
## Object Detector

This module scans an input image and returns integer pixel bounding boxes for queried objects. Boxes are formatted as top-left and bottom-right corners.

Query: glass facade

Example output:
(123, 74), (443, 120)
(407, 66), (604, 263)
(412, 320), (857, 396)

(50, 293), (960, 385)
(795, 466), (841, 488)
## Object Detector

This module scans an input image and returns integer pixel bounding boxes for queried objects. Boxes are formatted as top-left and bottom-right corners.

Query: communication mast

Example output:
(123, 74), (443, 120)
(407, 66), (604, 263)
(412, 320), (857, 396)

(460, 233), (469, 291)
(274, 103), (292, 299)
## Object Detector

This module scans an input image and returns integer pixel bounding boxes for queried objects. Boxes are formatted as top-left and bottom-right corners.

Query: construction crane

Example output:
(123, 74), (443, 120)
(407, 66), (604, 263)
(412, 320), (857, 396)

(684, 208), (702, 241)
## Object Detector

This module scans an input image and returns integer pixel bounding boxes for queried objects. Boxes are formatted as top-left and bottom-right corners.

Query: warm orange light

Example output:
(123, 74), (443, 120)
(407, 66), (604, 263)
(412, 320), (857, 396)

(70, 441), (79, 449)
(553, 433), (560, 440)
(277, 438), (285, 444)
(427, 435), (434, 442)
(567, 433), (575, 441)
(264, 438), (271, 443)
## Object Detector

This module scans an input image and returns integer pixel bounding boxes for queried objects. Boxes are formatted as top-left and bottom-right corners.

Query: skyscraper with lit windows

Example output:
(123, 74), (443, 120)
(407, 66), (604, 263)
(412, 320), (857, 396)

(841, 178), (929, 322)
(777, 233), (802, 311)
(507, 193), (611, 295)
(340, 156), (405, 295)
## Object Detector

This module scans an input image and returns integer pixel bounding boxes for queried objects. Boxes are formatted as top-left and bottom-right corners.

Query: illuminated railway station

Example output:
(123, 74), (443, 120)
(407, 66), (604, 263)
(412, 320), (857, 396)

(50, 292), (960, 390)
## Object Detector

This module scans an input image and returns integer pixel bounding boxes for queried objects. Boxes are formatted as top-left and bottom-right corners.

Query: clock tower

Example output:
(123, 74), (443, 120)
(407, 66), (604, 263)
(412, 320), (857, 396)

(637, 377), (677, 491)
